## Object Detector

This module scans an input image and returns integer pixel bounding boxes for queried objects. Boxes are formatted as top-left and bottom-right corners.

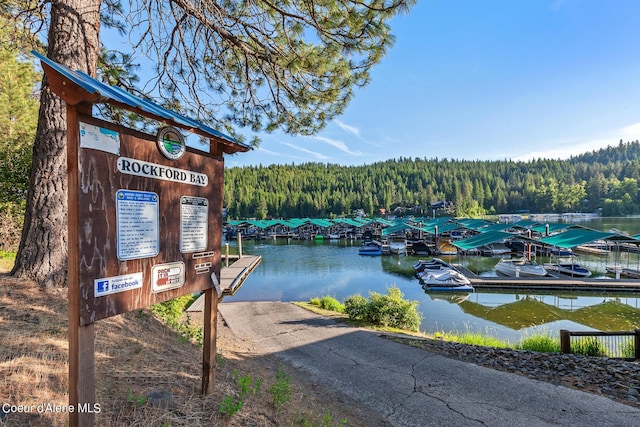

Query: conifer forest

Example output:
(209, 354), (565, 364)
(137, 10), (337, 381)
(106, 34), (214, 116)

(223, 141), (640, 220)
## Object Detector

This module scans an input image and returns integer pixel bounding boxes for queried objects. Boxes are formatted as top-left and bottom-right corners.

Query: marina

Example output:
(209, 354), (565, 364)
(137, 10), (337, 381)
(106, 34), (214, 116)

(218, 224), (640, 343)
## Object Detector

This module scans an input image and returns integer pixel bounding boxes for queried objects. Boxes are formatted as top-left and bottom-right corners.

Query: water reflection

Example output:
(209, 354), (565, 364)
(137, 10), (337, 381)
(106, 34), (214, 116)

(458, 292), (640, 331)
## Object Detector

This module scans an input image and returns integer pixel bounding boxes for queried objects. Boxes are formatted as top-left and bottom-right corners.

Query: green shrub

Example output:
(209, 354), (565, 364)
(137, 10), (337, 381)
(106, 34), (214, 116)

(268, 367), (293, 412)
(219, 369), (263, 417)
(344, 286), (422, 332)
(309, 296), (345, 313)
(318, 296), (344, 312)
(344, 294), (368, 320)
(0, 201), (24, 253)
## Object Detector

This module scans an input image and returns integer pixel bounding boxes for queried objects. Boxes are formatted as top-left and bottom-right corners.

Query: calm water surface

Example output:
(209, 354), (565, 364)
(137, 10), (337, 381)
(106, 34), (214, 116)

(224, 217), (640, 343)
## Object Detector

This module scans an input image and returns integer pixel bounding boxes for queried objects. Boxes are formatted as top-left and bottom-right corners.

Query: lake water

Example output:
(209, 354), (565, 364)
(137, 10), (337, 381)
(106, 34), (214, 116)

(223, 217), (640, 344)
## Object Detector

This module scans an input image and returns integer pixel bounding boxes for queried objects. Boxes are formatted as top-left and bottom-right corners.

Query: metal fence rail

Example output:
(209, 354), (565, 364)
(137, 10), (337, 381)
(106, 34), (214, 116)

(560, 329), (640, 360)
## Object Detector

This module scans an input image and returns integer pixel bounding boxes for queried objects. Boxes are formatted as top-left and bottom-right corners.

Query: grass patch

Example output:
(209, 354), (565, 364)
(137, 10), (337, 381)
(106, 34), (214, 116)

(433, 330), (511, 348)
(516, 333), (561, 353)
(149, 294), (203, 345)
(310, 296), (345, 313)
(0, 250), (15, 271)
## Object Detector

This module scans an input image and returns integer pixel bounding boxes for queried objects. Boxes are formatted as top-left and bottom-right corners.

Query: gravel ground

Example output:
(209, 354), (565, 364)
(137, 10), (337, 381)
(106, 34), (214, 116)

(384, 335), (640, 408)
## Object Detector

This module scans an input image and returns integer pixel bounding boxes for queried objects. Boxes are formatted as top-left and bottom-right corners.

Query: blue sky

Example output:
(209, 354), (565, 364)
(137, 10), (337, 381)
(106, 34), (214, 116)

(224, 1), (640, 167)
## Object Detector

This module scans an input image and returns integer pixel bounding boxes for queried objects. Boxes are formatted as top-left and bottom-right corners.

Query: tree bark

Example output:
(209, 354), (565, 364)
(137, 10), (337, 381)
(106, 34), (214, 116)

(11, 0), (101, 287)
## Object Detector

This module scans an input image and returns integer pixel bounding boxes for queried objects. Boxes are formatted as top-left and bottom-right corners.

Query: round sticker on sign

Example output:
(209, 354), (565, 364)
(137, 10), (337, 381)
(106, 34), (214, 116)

(157, 126), (186, 160)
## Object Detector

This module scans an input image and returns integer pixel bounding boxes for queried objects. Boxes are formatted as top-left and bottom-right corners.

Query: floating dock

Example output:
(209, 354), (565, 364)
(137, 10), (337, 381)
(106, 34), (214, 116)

(455, 265), (640, 293)
(187, 254), (262, 312)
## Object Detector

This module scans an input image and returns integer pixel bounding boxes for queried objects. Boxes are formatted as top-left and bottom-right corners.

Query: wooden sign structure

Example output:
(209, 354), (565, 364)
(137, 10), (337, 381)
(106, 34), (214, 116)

(35, 52), (250, 426)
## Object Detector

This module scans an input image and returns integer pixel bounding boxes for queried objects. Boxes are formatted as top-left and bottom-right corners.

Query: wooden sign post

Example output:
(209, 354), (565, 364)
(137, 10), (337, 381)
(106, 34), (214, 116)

(35, 53), (250, 426)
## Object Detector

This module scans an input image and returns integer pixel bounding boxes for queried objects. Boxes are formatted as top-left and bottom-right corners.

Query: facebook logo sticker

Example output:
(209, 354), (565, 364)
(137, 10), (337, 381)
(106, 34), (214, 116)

(96, 280), (110, 295)
(94, 273), (143, 297)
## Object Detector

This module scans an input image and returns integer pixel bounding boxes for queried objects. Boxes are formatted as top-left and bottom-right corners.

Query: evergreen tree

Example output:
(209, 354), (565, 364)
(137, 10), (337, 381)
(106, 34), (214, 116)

(9, 0), (415, 286)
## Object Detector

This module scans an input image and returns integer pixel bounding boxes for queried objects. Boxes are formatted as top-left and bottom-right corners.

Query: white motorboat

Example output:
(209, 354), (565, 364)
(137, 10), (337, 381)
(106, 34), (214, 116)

(413, 258), (455, 274)
(420, 269), (473, 292)
(389, 239), (407, 255)
(495, 257), (547, 277)
(544, 260), (592, 278)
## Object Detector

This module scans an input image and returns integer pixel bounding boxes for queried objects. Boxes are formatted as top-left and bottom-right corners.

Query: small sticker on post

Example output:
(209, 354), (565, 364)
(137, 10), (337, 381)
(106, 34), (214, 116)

(151, 262), (185, 293)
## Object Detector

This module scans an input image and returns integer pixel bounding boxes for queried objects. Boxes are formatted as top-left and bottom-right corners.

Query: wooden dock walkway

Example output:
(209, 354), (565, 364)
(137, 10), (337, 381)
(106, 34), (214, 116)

(455, 265), (640, 293)
(187, 255), (262, 312)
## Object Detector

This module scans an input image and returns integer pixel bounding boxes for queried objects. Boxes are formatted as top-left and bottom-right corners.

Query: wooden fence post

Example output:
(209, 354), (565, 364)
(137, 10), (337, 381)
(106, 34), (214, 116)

(635, 329), (640, 360)
(560, 330), (571, 354)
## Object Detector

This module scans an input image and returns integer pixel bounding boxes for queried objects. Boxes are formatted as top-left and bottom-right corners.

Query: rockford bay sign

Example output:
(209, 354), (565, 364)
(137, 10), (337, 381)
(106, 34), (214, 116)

(72, 119), (224, 324)
(117, 157), (208, 186)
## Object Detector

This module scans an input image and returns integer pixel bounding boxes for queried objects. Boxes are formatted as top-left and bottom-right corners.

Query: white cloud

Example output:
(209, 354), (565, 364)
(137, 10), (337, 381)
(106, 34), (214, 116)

(334, 119), (361, 137)
(256, 146), (282, 156)
(309, 135), (363, 156)
(279, 141), (330, 160)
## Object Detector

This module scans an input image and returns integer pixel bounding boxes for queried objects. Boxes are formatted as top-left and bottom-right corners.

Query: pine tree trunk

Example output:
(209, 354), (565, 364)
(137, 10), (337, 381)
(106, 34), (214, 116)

(11, 0), (101, 287)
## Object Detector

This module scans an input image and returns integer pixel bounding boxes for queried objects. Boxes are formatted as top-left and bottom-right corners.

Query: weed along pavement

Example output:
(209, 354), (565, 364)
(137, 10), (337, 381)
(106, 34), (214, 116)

(218, 301), (640, 427)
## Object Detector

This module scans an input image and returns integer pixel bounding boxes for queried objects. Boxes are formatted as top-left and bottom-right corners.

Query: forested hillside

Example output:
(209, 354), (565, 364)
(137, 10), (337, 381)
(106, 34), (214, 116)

(224, 140), (640, 219)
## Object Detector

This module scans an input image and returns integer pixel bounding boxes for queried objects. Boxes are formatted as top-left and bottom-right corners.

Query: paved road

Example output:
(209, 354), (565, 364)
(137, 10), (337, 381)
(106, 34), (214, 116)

(219, 301), (640, 427)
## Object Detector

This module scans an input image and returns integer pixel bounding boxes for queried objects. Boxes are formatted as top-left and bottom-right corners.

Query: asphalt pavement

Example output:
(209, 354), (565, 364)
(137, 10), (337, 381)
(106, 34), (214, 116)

(218, 301), (640, 427)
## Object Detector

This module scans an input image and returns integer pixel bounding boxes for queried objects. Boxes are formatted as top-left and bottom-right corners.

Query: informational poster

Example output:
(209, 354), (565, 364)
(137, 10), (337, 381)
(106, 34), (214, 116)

(116, 190), (160, 260)
(79, 121), (120, 155)
(180, 196), (209, 253)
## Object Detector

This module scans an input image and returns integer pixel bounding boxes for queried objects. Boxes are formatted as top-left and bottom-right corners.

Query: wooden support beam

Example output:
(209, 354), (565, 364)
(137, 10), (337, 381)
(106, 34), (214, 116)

(67, 104), (96, 426)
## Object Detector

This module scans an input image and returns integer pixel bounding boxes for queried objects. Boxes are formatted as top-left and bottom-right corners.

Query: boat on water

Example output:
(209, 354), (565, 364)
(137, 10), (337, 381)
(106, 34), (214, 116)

(358, 241), (382, 256)
(480, 242), (511, 256)
(388, 238), (407, 255)
(548, 247), (574, 257)
(605, 265), (640, 279)
(575, 243), (610, 257)
(420, 269), (474, 292)
(544, 256), (591, 278)
(413, 257), (455, 273)
(438, 239), (457, 255)
(409, 240), (432, 256)
(544, 262), (592, 278)
(494, 257), (548, 277)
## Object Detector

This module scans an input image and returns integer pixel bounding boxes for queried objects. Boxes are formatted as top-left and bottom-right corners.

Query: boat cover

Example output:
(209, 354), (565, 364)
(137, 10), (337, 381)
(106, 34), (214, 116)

(537, 228), (640, 248)
(451, 231), (514, 251)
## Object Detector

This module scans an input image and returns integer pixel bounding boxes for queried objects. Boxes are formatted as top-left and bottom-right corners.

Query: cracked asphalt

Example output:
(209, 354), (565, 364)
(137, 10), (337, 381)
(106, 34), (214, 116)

(218, 301), (640, 427)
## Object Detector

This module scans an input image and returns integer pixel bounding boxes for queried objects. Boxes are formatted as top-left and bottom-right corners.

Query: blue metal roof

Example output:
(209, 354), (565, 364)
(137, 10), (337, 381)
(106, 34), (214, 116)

(33, 51), (251, 152)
